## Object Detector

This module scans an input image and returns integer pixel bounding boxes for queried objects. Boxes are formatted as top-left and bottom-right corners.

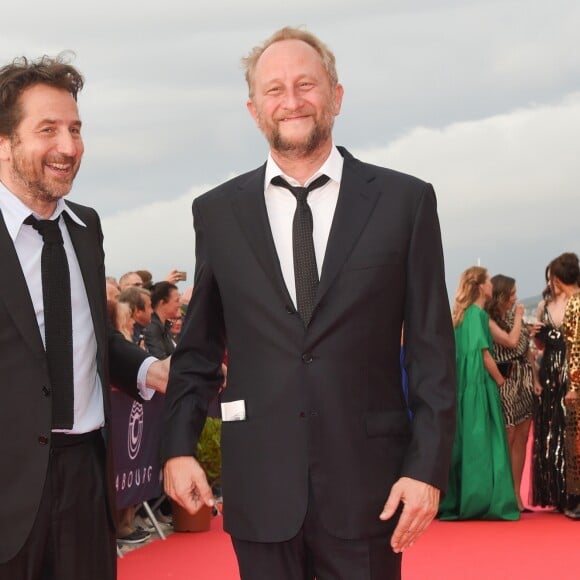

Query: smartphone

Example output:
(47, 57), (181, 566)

(176, 271), (187, 281)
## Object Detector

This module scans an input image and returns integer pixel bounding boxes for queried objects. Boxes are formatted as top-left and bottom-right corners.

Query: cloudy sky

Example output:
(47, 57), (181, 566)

(3, 0), (579, 300)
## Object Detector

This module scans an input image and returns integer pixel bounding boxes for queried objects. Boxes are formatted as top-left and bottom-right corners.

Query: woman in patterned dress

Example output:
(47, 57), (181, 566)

(551, 252), (580, 519)
(486, 275), (541, 512)
(531, 266), (569, 510)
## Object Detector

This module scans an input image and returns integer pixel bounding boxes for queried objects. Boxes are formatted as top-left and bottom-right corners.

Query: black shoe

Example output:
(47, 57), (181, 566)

(133, 515), (156, 532)
(117, 528), (151, 545)
(154, 508), (173, 525)
(564, 507), (580, 520)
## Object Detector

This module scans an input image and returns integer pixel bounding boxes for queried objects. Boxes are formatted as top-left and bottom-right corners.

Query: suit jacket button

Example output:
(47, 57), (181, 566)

(285, 305), (295, 315)
(299, 411), (306, 418)
(42, 385), (51, 397)
(301, 353), (313, 364)
(38, 435), (49, 445)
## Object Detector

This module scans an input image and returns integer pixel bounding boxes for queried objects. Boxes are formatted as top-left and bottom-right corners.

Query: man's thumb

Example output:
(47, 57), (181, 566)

(379, 486), (401, 521)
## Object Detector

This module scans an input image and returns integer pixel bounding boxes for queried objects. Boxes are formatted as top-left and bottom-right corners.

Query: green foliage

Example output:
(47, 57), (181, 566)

(196, 417), (222, 486)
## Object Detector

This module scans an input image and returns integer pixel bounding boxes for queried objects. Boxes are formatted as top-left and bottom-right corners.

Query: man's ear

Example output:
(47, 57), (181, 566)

(333, 83), (344, 116)
(246, 99), (260, 128)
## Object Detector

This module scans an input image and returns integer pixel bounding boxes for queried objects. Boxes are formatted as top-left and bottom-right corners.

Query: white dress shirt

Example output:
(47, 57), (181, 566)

(264, 144), (344, 307)
(0, 183), (154, 434)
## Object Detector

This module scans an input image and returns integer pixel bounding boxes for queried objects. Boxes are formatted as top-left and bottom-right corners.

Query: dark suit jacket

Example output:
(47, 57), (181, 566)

(0, 200), (148, 563)
(162, 148), (456, 542)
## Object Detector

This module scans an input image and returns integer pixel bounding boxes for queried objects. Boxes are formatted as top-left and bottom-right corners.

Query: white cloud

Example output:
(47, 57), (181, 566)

(354, 93), (580, 244)
(353, 93), (580, 295)
(102, 186), (204, 283)
(4, 0), (579, 298)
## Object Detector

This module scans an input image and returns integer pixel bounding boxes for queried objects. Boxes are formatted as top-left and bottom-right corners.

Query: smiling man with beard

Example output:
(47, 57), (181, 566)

(162, 27), (456, 580)
(0, 55), (169, 579)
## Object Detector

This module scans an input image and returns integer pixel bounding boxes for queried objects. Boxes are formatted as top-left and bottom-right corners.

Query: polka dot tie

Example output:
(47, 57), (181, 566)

(271, 174), (330, 326)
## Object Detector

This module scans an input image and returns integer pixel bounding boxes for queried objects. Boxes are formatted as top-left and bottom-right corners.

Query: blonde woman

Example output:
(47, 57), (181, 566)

(116, 301), (135, 342)
(439, 267), (519, 520)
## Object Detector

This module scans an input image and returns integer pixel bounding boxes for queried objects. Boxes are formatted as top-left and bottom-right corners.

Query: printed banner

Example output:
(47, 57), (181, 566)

(111, 390), (164, 509)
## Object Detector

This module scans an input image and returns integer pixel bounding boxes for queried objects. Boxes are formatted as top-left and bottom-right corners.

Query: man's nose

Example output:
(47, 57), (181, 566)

(281, 87), (303, 110)
(56, 129), (81, 156)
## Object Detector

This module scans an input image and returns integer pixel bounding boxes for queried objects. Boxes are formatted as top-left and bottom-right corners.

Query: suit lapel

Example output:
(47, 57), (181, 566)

(231, 165), (294, 306)
(316, 151), (381, 307)
(0, 210), (45, 355)
(229, 152), (381, 318)
(62, 211), (106, 353)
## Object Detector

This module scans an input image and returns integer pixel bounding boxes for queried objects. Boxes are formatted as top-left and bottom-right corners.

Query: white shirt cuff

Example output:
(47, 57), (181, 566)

(137, 356), (158, 400)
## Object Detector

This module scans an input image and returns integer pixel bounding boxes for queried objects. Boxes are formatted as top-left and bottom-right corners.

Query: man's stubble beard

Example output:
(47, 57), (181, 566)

(262, 104), (335, 158)
(11, 167), (64, 203)
(271, 124), (331, 157)
(10, 137), (78, 203)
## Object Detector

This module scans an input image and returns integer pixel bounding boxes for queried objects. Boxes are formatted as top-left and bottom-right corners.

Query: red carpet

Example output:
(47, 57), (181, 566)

(119, 510), (578, 579)
(403, 511), (578, 579)
(118, 517), (238, 579)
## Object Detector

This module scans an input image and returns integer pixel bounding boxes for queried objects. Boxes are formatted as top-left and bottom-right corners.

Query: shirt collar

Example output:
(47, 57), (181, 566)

(265, 144), (344, 190)
(0, 181), (86, 242)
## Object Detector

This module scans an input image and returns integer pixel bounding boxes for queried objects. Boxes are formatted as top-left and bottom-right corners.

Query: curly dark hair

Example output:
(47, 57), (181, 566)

(541, 264), (552, 302)
(0, 52), (84, 136)
(550, 252), (580, 286)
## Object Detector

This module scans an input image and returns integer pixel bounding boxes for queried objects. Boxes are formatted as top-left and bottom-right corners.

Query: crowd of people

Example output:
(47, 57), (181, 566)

(439, 252), (580, 521)
(104, 269), (191, 545)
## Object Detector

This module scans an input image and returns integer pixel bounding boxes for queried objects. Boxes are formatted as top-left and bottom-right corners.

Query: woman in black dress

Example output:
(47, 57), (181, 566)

(531, 265), (568, 510)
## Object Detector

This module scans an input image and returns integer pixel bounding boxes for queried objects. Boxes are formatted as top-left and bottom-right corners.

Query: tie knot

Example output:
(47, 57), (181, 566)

(24, 215), (64, 245)
(271, 174), (330, 203)
(292, 186), (309, 204)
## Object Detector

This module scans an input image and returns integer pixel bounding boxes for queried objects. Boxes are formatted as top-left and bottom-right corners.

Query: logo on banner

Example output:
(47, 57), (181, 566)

(128, 401), (144, 459)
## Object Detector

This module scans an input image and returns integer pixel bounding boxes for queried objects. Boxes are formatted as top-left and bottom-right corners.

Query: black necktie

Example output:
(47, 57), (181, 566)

(271, 174), (330, 326)
(25, 215), (74, 429)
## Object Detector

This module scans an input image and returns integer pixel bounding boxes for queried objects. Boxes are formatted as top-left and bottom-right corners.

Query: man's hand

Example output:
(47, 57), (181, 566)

(164, 456), (215, 514)
(146, 357), (170, 393)
(165, 269), (184, 285)
(380, 477), (440, 553)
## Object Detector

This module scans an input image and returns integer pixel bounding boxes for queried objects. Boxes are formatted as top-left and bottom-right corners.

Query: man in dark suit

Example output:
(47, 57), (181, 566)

(0, 56), (168, 579)
(163, 27), (456, 579)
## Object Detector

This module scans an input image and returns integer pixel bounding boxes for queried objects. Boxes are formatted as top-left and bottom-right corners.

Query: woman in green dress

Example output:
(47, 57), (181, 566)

(439, 266), (520, 520)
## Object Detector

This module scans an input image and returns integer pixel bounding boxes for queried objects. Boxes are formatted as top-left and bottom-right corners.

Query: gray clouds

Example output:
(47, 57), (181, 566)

(2, 0), (579, 297)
